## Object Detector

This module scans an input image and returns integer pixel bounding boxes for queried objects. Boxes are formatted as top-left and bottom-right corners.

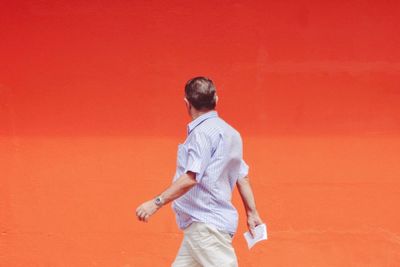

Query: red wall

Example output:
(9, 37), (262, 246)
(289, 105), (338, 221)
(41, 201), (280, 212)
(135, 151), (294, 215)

(1, 1), (400, 266)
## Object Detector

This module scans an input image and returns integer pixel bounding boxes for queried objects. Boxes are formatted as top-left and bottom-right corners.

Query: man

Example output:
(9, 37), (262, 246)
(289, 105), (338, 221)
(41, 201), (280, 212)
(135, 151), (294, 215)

(136, 77), (263, 267)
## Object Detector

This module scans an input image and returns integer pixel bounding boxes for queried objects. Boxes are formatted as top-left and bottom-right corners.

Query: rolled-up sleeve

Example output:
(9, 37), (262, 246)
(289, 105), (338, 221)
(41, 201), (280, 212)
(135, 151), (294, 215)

(184, 131), (213, 182)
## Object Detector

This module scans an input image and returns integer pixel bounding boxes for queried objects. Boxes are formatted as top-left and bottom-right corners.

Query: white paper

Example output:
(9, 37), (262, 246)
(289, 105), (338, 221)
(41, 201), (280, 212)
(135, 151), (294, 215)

(243, 224), (268, 249)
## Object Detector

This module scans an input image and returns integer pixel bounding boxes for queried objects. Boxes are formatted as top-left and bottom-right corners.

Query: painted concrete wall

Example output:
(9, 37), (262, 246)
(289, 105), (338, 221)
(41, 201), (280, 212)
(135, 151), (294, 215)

(1, 1), (399, 266)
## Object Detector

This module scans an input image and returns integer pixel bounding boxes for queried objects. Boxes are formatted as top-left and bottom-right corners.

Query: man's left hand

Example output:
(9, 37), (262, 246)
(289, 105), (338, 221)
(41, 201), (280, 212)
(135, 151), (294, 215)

(136, 200), (160, 222)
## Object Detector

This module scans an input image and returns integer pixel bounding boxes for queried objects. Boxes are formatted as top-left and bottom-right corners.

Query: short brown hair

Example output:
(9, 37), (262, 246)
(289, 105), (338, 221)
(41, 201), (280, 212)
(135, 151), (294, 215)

(184, 77), (217, 110)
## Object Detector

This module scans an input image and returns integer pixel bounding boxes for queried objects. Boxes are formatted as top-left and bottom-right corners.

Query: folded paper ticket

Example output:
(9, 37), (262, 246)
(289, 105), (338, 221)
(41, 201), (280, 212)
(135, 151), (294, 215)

(243, 224), (268, 249)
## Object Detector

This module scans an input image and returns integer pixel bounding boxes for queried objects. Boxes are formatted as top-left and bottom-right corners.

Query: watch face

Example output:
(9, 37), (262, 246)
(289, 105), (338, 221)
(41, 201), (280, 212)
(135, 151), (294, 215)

(155, 197), (162, 206)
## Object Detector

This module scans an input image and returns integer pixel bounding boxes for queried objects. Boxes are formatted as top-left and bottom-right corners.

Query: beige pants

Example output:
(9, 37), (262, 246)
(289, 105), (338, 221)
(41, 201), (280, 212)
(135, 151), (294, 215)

(172, 222), (238, 267)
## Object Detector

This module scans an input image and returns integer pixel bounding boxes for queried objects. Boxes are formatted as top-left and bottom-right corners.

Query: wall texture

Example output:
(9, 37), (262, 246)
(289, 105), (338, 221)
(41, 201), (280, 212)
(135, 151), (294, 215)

(1, 1), (399, 266)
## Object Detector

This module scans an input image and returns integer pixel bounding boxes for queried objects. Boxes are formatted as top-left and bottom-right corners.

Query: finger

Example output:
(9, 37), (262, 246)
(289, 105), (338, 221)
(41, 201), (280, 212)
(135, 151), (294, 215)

(248, 222), (255, 237)
(136, 209), (143, 219)
(144, 214), (150, 222)
(140, 212), (147, 221)
(138, 211), (145, 221)
(136, 206), (144, 216)
(136, 206), (143, 214)
(250, 227), (256, 237)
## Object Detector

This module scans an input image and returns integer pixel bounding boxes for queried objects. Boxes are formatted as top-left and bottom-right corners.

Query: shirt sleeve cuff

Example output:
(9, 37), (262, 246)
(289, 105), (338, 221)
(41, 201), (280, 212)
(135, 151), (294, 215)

(184, 161), (202, 181)
(238, 161), (249, 180)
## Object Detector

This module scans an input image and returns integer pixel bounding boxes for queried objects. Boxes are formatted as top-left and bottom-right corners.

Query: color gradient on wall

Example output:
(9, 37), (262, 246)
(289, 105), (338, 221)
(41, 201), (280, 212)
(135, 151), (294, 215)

(1, 1), (399, 266)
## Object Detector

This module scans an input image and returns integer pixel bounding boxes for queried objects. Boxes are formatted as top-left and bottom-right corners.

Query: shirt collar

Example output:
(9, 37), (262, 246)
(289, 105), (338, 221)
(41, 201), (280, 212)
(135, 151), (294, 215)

(187, 111), (218, 135)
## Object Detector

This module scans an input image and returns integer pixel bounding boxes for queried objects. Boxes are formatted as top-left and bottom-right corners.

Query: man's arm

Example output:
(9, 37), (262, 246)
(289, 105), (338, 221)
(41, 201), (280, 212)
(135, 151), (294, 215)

(237, 175), (263, 236)
(135, 171), (197, 222)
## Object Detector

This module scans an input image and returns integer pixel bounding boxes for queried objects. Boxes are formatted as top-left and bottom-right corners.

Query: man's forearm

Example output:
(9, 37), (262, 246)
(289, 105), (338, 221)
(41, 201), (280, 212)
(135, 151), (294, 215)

(136, 171), (197, 222)
(159, 171), (197, 206)
(237, 175), (263, 235)
(237, 176), (258, 215)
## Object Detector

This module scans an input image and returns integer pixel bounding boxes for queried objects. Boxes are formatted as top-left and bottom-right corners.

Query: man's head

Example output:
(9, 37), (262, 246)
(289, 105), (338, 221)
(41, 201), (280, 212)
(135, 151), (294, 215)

(184, 76), (218, 112)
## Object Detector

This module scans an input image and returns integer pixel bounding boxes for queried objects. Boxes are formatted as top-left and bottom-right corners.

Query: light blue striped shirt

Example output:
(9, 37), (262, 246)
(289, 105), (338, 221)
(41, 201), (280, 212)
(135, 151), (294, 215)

(172, 111), (249, 235)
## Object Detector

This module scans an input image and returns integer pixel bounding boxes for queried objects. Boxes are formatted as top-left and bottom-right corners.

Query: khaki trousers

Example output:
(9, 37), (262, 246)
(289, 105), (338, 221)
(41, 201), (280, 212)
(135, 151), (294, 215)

(172, 222), (238, 267)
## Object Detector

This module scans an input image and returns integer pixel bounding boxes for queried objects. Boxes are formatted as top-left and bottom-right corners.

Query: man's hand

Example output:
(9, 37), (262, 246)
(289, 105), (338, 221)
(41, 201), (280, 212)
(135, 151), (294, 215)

(136, 199), (160, 222)
(247, 210), (263, 237)
(237, 176), (263, 237)
(135, 173), (197, 223)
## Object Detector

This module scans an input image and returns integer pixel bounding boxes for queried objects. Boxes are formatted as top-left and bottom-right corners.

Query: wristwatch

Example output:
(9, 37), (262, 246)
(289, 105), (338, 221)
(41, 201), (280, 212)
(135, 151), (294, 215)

(154, 196), (164, 207)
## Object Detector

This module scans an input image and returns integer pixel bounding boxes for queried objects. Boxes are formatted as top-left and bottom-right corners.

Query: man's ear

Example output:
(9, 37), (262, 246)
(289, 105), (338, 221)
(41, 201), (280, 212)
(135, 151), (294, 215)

(184, 97), (190, 106)
(184, 97), (191, 114)
(215, 95), (219, 104)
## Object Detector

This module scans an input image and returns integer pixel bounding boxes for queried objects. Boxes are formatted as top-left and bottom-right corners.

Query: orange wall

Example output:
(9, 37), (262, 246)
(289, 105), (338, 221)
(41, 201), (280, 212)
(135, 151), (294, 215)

(1, 1), (400, 266)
